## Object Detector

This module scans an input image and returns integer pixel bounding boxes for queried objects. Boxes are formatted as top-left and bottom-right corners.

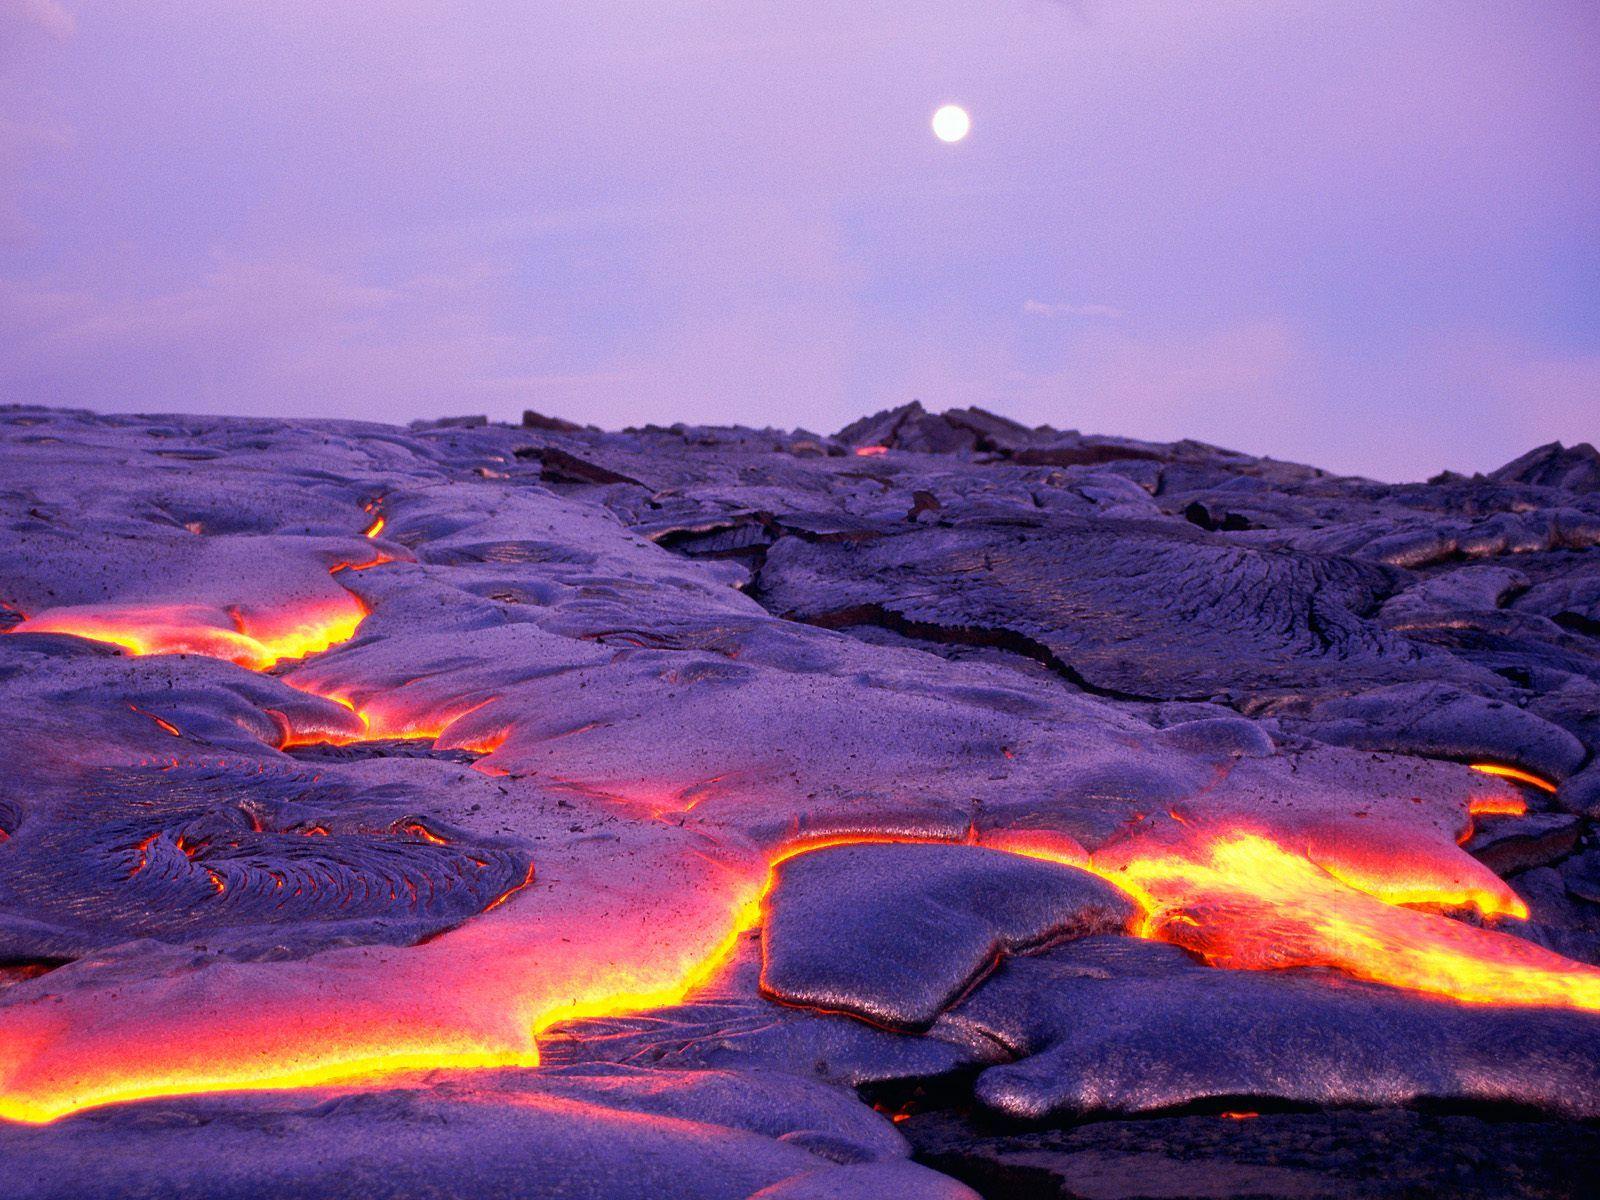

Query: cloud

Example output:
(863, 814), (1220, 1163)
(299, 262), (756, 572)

(0, 118), (73, 243)
(881, 316), (1324, 460)
(0, 257), (558, 419)
(1022, 300), (1125, 320)
(1420, 335), (1600, 470)
(4, 0), (76, 39)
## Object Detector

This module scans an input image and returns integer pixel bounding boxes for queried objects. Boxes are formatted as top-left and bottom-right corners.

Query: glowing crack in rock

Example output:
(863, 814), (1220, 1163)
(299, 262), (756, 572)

(1469, 762), (1559, 794)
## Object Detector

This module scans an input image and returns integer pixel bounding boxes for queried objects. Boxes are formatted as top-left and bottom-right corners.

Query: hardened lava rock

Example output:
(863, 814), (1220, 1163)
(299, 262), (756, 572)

(0, 1066), (978, 1200)
(760, 842), (1135, 1031)
(756, 519), (1434, 702)
(939, 937), (1600, 1121)
(903, 1108), (1600, 1200)
(0, 404), (1598, 1198)
(0, 765), (532, 960)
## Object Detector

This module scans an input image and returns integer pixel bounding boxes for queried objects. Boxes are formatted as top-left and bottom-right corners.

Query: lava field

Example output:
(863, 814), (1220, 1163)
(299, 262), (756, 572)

(1, 401), (1598, 1199)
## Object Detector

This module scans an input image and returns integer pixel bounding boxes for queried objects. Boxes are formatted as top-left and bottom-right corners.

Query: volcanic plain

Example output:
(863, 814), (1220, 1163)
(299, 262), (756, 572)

(1, 402), (1598, 1198)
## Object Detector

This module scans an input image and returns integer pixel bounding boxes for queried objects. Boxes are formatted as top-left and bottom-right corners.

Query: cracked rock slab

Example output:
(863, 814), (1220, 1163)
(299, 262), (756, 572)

(760, 842), (1136, 1031)
(936, 937), (1600, 1122)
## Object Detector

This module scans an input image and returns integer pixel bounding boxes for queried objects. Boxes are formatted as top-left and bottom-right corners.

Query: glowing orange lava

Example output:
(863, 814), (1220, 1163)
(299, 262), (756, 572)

(1299, 827), (1527, 920)
(330, 551), (394, 574)
(5, 815), (1600, 1126)
(854, 445), (888, 456)
(12, 598), (366, 671)
(278, 690), (499, 749)
(1470, 763), (1558, 794)
(1468, 794), (1529, 817)
(127, 704), (181, 738)
(0, 842), (767, 1125)
(1091, 829), (1600, 1012)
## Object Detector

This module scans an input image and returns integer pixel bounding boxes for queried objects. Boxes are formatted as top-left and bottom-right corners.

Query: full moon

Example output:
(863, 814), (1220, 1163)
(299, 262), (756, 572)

(931, 104), (971, 143)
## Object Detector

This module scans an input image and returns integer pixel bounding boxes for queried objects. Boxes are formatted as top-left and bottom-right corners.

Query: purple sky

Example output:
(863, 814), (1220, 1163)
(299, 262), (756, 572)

(1, 2), (1596, 480)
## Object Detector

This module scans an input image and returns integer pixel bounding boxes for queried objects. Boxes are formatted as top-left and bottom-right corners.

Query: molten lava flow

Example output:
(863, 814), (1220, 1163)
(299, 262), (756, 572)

(854, 445), (888, 456)
(1298, 827), (1527, 920)
(8, 505), (388, 670)
(1468, 794), (1529, 817)
(0, 838), (769, 1124)
(1091, 829), (1600, 1012)
(1470, 763), (1558, 794)
(363, 516), (386, 539)
(12, 598), (366, 671)
(6, 817), (1600, 1127)
(278, 690), (500, 749)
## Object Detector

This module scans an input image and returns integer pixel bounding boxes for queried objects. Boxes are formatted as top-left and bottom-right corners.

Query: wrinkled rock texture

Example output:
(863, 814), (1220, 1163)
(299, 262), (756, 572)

(0, 402), (1597, 1198)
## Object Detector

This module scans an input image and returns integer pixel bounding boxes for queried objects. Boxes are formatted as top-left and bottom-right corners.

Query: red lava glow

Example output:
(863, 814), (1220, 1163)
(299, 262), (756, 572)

(1089, 828), (1600, 1012)
(1468, 793), (1529, 817)
(854, 445), (888, 456)
(396, 821), (450, 846)
(12, 598), (367, 671)
(279, 690), (501, 750)
(4, 816), (1600, 1125)
(10, 506), (388, 671)
(0, 844), (767, 1125)
(1469, 763), (1558, 794)
(329, 551), (394, 574)
(363, 516), (386, 539)
(127, 704), (181, 738)
(981, 828), (1091, 867)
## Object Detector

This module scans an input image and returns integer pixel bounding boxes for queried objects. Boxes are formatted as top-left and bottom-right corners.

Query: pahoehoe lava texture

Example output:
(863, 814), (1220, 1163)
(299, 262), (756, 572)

(0, 766), (532, 959)
(761, 843), (1135, 1030)
(757, 519), (1422, 701)
(0, 404), (1598, 1198)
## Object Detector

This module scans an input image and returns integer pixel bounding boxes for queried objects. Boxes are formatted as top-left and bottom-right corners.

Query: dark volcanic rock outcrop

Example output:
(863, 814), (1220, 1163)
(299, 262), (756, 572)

(756, 518), (1442, 701)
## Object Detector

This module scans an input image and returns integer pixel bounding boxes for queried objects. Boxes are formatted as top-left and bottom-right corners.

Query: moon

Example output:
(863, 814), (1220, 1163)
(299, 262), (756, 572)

(931, 104), (971, 143)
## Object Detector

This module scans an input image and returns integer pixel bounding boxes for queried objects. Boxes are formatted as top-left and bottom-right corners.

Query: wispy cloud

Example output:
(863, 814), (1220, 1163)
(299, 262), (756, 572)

(1022, 300), (1125, 320)
(5, 0), (77, 39)
(0, 257), (558, 418)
